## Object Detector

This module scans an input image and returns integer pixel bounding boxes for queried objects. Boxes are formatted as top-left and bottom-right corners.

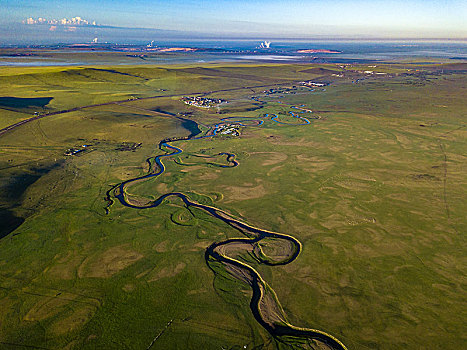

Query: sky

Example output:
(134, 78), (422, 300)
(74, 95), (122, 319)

(1, 0), (467, 43)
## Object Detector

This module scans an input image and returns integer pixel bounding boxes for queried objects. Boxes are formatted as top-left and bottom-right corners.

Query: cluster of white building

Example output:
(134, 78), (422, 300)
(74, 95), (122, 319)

(217, 124), (240, 136)
(300, 81), (327, 87)
(357, 70), (387, 75)
(24, 16), (97, 26)
(182, 96), (225, 108)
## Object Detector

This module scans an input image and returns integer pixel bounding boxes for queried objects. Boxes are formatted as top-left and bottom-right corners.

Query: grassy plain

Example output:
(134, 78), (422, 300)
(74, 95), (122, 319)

(0, 60), (466, 349)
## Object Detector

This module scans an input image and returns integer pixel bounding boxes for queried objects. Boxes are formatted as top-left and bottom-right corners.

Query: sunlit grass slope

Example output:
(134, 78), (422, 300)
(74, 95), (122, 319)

(0, 62), (466, 349)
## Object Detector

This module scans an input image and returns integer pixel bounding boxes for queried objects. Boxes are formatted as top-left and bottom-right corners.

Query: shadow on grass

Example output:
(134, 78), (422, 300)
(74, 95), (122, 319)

(0, 162), (61, 239)
(0, 209), (24, 239)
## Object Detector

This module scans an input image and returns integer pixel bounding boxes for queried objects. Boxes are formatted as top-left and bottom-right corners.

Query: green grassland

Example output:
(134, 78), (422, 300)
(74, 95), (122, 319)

(0, 61), (466, 349)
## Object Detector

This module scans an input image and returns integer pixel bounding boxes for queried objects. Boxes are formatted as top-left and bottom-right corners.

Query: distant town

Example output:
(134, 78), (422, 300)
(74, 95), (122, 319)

(64, 144), (90, 156)
(216, 124), (241, 136)
(300, 81), (327, 87)
(262, 81), (328, 96)
(182, 96), (226, 108)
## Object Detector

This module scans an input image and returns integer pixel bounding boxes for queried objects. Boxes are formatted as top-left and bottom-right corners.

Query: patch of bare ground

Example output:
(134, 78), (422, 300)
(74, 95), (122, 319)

(394, 133), (413, 148)
(386, 192), (412, 203)
(268, 137), (322, 148)
(345, 172), (378, 182)
(222, 181), (267, 202)
(223, 262), (254, 285)
(258, 287), (287, 327)
(334, 179), (374, 191)
(147, 262), (186, 282)
(346, 216), (377, 226)
(180, 165), (204, 172)
(309, 340), (341, 350)
(377, 151), (412, 165)
(267, 164), (284, 176)
(156, 182), (169, 193)
(136, 269), (152, 279)
(124, 193), (154, 207)
(187, 240), (211, 251)
(249, 151), (288, 166)
(78, 244), (143, 278)
(153, 239), (170, 252)
(296, 155), (335, 172)
(216, 242), (254, 259)
(198, 170), (220, 180)
(50, 305), (97, 336)
(326, 143), (347, 152)
(122, 284), (135, 292)
(47, 250), (85, 280)
(351, 244), (381, 258)
(24, 293), (78, 321)
(256, 238), (295, 263)
(319, 213), (347, 230)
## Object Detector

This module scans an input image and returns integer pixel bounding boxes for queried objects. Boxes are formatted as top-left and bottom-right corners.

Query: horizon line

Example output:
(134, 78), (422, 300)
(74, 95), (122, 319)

(5, 22), (467, 42)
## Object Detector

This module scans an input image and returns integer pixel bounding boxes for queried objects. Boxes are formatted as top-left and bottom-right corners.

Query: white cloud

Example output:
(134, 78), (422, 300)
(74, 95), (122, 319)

(22, 16), (97, 26)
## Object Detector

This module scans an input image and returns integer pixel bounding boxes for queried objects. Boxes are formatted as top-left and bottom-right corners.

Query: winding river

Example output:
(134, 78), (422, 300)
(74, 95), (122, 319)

(106, 104), (348, 350)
